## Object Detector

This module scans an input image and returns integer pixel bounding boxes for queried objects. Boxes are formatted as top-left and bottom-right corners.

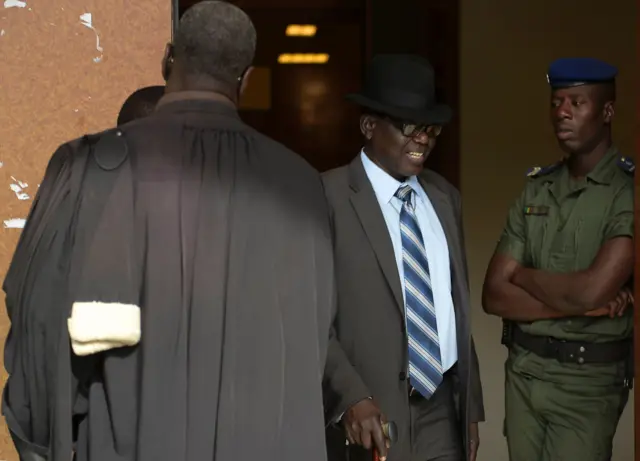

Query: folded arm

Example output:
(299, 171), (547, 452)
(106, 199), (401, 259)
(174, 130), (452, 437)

(482, 252), (570, 321)
(482, 190), (578, 321)
(511, 236), (633, 315)
(511, 183), (635, 315)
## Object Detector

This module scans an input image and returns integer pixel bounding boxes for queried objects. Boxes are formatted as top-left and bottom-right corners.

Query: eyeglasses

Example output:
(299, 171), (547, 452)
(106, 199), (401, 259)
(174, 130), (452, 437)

(386, 118), (442, 138)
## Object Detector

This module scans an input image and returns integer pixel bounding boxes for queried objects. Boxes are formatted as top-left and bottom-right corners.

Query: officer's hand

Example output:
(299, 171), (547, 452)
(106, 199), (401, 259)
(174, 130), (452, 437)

(343, 398), (389, 460)
(586, 288), (633, 318)
(584, 306), (610, 317)
(607, 288), (634, 317)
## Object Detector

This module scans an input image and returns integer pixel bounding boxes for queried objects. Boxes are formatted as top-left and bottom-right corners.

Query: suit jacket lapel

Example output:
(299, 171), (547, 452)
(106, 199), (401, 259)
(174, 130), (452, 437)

(348, 157), (404, 313)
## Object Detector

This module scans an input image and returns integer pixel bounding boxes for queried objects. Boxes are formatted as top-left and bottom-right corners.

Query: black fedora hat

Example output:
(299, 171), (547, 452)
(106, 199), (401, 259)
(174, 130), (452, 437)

(346, 54), (452, 125)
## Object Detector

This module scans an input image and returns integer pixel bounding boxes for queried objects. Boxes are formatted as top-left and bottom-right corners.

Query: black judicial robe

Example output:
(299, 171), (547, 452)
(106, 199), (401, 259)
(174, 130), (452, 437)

(2, 97), (335, 461)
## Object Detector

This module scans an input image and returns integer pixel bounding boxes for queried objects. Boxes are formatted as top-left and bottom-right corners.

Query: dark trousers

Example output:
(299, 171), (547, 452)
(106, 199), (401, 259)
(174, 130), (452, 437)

(407, 373), (463, 461)
(327, 372), (463, 461)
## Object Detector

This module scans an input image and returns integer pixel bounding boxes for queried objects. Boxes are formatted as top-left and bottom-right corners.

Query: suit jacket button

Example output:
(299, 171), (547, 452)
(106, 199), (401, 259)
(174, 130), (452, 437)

(399, 372), (406, 381)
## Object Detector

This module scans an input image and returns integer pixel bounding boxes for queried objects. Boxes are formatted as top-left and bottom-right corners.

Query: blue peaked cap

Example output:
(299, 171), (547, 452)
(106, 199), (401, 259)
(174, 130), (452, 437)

(547, 57), (618, 88)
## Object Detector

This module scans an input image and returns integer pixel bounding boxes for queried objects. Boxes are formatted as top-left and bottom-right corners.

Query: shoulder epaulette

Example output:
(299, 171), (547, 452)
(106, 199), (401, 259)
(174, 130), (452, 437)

(526, 159), (563, 179)
(617, 156), (635, 175)
(91, 128), (129, 171)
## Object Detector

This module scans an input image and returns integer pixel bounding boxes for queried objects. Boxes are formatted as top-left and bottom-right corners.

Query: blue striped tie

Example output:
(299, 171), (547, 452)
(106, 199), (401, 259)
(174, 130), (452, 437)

(395, 184), (443, 399)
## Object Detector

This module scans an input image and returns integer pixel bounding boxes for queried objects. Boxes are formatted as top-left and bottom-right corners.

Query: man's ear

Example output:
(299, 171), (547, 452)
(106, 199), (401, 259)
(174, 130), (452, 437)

(603, 101), (615, 124)
(239, 66), (254, 97)
(360, 114), (376, 140)
(161, 43), (174, 82)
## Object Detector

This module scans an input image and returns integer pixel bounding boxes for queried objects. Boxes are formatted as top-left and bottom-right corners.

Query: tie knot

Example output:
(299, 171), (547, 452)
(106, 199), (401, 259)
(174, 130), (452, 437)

(395, 184), (414, 203)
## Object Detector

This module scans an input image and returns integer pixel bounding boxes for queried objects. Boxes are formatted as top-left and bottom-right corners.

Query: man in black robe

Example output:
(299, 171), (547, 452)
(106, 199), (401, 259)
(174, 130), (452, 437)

(2, 2), (335, 460)
(116, 85), (165, 126)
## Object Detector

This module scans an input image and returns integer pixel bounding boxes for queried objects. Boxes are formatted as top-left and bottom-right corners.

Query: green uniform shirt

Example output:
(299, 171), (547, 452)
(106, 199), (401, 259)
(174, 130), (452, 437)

(496, 147), (634, 343)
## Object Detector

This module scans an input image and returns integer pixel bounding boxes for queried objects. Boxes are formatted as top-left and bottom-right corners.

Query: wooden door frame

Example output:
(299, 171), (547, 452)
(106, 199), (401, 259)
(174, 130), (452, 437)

(635, 2), (640, 457)
(635, 4), (640, 452)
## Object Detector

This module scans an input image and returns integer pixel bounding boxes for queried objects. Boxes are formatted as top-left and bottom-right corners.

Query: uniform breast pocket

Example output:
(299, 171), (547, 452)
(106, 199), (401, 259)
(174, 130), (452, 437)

(545, 217), (585, 272)
(547, 250), (579, 272)
(546, 213), (604, 272)
(523, 211), (551, 268)
(572, 214), (606, 264)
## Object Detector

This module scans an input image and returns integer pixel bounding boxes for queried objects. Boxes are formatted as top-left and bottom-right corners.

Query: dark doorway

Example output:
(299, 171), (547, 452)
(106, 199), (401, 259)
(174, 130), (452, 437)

(175, 0), (460, 186)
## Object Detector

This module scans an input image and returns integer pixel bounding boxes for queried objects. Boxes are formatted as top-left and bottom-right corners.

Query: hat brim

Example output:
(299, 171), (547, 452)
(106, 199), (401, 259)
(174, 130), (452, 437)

(346, 93), (452, 125)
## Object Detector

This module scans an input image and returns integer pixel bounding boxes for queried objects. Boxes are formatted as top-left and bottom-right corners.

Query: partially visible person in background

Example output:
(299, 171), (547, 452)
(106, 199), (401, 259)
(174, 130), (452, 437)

(2, 2), (334, 461)
(482, 57), (634, 461)
(116, 85), (165, 125)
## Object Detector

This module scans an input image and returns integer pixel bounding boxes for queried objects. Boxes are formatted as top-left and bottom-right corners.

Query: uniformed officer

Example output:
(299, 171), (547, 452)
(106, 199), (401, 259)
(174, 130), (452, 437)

(482, 57), (634, 461)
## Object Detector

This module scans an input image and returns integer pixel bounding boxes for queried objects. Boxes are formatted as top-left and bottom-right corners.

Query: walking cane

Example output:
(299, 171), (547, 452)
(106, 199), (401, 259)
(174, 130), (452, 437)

(373, 421), (398, 461)
(345, 421), (397, 461)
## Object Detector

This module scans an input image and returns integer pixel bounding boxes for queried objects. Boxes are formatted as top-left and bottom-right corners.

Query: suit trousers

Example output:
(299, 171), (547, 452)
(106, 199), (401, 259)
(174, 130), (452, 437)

(407, 372), (464, 461)
(329, 372), (463, 461)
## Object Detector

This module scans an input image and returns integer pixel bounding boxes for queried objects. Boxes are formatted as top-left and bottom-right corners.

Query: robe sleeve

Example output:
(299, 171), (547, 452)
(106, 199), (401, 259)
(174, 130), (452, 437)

(67, 132), (141, 356)
(2, 141), (81, 461)
(3, 143), (73, 316)
(3, 131), (138, 461)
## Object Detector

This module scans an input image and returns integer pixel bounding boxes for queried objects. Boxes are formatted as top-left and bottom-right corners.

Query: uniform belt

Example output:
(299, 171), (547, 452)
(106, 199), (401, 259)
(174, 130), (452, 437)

(512, 326), (631, 364)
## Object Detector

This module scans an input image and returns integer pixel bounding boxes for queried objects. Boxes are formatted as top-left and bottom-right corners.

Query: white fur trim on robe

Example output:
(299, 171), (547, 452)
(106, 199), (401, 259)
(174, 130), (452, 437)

(67, 301), (141, 356)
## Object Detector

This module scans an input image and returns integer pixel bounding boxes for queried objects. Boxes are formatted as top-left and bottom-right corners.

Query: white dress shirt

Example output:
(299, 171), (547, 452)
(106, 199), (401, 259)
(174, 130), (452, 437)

(361, 151), (458, 371)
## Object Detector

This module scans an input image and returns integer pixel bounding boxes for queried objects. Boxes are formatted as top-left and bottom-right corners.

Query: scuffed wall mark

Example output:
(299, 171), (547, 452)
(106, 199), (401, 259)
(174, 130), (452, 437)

(3, 0), (26, 8)
(79, 13), (103, 63)
(4, 218), (26, 229)
(10, 176), (30, 200)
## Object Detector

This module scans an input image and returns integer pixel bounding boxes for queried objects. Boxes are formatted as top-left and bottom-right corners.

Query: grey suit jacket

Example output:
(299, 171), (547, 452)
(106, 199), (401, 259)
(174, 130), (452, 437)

(322, 155), (485, 460)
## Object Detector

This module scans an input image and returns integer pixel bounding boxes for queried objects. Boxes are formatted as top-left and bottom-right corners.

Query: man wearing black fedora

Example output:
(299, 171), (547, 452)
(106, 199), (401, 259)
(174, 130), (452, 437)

(322, 54), (484, 461)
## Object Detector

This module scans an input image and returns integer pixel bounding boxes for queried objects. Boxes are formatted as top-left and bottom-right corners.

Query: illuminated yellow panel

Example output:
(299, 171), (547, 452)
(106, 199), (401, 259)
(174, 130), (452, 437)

(239, 66), (271, 110)
(285, 24), (317, 37)
(277, 53), (330, 64)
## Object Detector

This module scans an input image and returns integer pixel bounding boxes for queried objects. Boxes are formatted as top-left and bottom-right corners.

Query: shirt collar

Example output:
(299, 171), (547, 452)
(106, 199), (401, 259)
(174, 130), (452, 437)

(586, 146), (620, 185)
(360, 150), (422, 204)
(546, 146), (620, 186)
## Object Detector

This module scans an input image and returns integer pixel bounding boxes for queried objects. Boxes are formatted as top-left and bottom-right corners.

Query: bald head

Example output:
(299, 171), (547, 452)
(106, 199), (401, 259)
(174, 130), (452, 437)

(173, 1), (256, 88)
(117, 85), (165, 126)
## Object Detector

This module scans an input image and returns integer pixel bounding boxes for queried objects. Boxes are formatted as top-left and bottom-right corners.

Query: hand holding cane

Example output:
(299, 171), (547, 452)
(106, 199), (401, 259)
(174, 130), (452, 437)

(373, 421), (398, 461)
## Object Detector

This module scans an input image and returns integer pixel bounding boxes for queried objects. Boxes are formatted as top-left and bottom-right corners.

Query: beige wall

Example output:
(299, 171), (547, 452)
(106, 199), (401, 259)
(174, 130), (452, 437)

(460, 1), (636, 460)
(0, 0), (169, 459)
